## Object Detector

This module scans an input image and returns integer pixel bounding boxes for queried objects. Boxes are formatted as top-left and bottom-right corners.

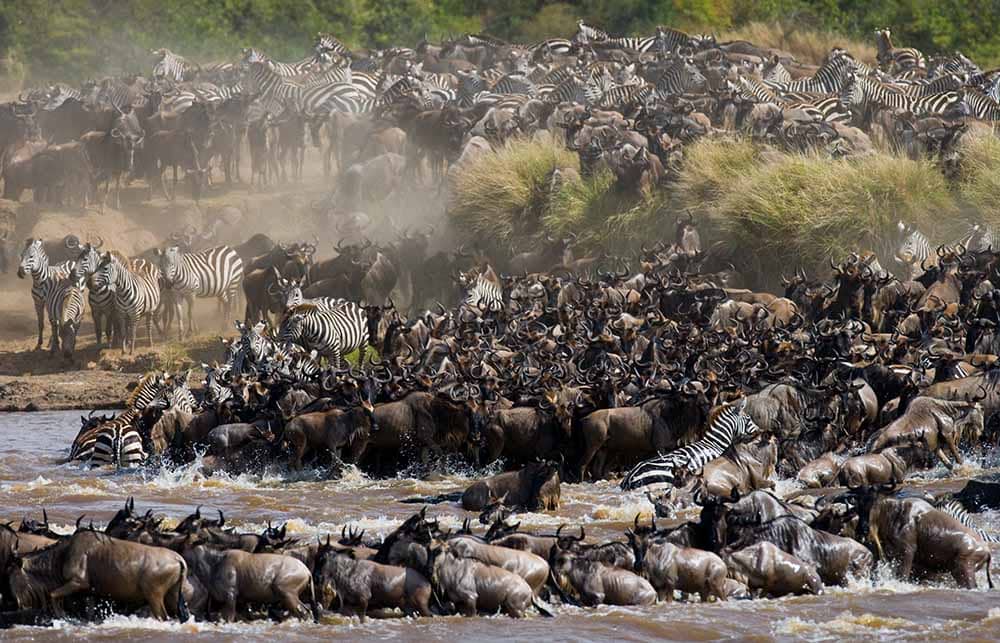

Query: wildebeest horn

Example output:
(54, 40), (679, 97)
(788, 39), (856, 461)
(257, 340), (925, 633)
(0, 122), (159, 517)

(217, 509), (224, 527)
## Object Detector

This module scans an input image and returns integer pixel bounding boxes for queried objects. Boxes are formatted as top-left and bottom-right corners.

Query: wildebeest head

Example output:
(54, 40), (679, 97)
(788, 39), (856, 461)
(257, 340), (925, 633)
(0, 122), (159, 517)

(109, 109), (144, 174)
(174, 506), (226, 535)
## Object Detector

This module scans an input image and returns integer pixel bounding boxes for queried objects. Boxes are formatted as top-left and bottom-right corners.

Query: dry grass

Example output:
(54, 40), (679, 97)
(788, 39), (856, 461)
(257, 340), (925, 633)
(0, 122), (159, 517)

(448, 137), (578, 251)
(956, 126), (1000, 226)
(722, 21), (877, 66)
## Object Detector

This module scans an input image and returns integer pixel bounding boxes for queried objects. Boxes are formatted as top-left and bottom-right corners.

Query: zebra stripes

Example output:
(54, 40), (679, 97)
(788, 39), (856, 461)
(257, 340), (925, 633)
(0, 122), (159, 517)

(70, 372), (166, 465)
(278, 279), (347, 312)
(935, 498), (999, 543)
(842, 72), (963, 118)
(45, 276), (86, 356)
(464, 265), (504, 313)
(875, 29), (926, 72)
(156, 245), (244, 336)
(90, 252), (161, 354)
(895, 222), (932, 279)
(620, 400), (761, 491)
(18, 238), (75, 349)
(72, 244), (117, 347)
(278, 303), (367, 366)
(152, 49), (194, 82)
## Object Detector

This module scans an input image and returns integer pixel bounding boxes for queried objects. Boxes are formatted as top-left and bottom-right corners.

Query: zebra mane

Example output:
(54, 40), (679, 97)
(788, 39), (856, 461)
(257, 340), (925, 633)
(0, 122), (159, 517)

(480, 264), (500, 286)
(126, 372), (163, 409)
(287, 303), (321, 315)
(706, 401), (738, 426)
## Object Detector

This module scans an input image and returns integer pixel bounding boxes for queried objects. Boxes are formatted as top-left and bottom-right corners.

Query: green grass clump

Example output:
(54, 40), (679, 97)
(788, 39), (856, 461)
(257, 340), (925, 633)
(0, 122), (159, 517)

(956, 128), (1000, 226)
(448, 137), (578, 250)
(696, 145), (957, 279)
(343, 345), (380, 367)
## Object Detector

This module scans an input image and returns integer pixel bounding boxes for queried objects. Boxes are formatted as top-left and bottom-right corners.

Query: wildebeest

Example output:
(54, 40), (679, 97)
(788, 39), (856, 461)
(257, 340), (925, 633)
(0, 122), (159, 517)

(855, 489), (993, 589)
(6, 529), (189, 621)
(549, 543), (656, 606)
(447, 534), (549, 594)
(460, 461), (561, 512)
(428, 543), (543, 617)
(723, 542), (824, 597)
(626, 532), (728, 602)
(867, 397), (984, 469)
(313, 543), (432, 620)
(183, 544), (318, 622)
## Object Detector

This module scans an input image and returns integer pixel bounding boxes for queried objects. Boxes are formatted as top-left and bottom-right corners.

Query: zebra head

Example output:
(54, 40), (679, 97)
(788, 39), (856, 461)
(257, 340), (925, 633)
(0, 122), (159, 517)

(278, 313), (306, 346)
(17, 238), (46, 280)
(894, 221), (925, 266)
(245, 321), (274, 363)
(276, 275), (304, 310)
(729, 398), (761, 440)
(155, 245), (185, 285)
(202, 363), (234, 405)
(90, 252), (120, 293)
(71, 240), (104, 281)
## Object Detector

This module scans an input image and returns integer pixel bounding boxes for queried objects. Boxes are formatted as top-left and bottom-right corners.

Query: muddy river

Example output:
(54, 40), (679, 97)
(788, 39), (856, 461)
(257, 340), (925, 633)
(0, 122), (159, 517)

(2, 411), (1000, 641)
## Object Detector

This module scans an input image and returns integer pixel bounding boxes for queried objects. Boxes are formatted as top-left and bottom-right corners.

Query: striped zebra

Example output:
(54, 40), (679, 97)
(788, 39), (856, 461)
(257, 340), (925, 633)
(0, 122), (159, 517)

(895, 222), (933, 279)
(155, 245), (244, 337)
(91, 252), (161, 354)
(45, 275), (87, 357)
(875, 29), (926, 72)
(841, 72), (964, 119)
(69, 372), (166, 465)
(202, 362), (235, 406)
(72, 243), (118, 348)
(654, 58), (707, 97)
(529, 38), (574, 59)
(620, 399), (761, 491)
(278, 303), (367, 366)
(240, 48), (324, 77)
(463, 265), (504, 313)
(766, 50), (854, 95)
(963, 89), (1000, 121)
(149, 371), (198, 413)
(934, 498), (1000, 544)
(651, 26), (695, 54)
(152, 48), (195, 82)
(573, 21), (609, 45)
(314, 33), (352, 58)
(278, 277), (347, 312)
(960, 223), (999, 252)
(17, 238), (76, 350)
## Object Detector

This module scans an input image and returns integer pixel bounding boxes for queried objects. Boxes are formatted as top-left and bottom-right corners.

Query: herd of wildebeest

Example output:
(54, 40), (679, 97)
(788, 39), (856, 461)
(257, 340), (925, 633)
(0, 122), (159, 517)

(3, 20), (1000, 629)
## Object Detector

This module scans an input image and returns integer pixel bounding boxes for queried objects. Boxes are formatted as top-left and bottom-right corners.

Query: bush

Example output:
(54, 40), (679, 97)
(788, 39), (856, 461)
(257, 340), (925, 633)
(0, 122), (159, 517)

(956, 128), (1000, 227)
(448, 137), (577, 252)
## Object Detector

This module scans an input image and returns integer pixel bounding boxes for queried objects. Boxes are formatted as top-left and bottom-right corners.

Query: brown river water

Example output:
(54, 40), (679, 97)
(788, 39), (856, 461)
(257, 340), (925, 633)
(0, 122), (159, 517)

(2, 410), (1000, 642)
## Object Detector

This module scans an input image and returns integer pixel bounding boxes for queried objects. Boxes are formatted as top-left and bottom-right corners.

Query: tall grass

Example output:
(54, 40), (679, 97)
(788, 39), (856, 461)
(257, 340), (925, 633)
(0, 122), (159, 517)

(448, 138), (577, 251)
(956, 127), (1000, 226)
(448, 134), (999, 284)
(721, 22), (878, 66)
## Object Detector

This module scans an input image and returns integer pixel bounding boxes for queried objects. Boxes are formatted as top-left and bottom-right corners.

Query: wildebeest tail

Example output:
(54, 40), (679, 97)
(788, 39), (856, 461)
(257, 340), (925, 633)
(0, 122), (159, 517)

(399, 492), (462, 504)
(987, 553), (994, 590)
(532, 596), (555, 617)
(309, 576), (320, 623)
(176, 561), (191, 622)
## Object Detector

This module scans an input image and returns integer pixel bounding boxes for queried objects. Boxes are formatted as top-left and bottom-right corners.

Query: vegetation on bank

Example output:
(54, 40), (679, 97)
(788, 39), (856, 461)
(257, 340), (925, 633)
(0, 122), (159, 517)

(448, 131), (1000, 282)
(2, 1), (999, 84)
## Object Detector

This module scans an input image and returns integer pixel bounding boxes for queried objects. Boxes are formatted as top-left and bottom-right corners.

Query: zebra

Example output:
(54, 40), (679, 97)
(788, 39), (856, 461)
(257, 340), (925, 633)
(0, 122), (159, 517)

(202, 362), (235, 406)
(314, 33), (351, 58)
(17, 238), (75, 350)
(841, 72), (964, 120)
(91, 425), (147, 469)
(70, 372), (166, 464)
(654, 58), (707, 97)
(463, 265), (504, 313)
(278, 303), (368, 366)
(895, 221), (933, 280)
(152, 48), (195, 82)
(155, 245), (244, 337)
(963, 89), (1000, 121)
(90, 252), (161, 354)
(961, 223), (999, 252)
(875, 29), (926, 72)
(149, 372), (199, 414)
(277, 277), (347, 313)
(573, 20), (609, 45)
(620, 399), (761, 491)
(72, 242), (117, 347)
(934, 498), (1000, 544)
(45, 274), (87, 357)
(766, 50), (855, 95)
(240, 48), (323, 77)
(651, 26), (695, 54)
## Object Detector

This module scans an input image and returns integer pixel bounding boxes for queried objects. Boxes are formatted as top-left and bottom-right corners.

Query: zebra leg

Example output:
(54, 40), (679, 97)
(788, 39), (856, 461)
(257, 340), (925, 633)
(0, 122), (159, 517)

(186, 293), (196, 335)
(34, 298), (45, 350)
(49, 320), (60, 354)
(146, 312), (154, 349)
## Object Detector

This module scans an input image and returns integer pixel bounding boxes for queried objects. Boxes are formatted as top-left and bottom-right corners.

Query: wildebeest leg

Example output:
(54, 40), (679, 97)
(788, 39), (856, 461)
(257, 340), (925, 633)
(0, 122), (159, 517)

(944, 433), (963, 465)
(50, 577), (90, 602)
(145, 585), (169, 620)
(952, 561), (978, 589)
(935, 448), (954, 469)
(277, 589), (309, 620)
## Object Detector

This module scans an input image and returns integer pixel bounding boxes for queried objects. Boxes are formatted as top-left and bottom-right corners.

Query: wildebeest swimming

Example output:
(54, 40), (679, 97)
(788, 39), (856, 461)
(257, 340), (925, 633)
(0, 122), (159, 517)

(3, 18), (1000, 629)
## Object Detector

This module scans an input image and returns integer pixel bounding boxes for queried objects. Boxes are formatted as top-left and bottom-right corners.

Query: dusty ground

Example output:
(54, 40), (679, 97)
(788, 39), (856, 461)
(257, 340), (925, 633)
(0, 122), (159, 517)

(0, 144), (450, 410)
